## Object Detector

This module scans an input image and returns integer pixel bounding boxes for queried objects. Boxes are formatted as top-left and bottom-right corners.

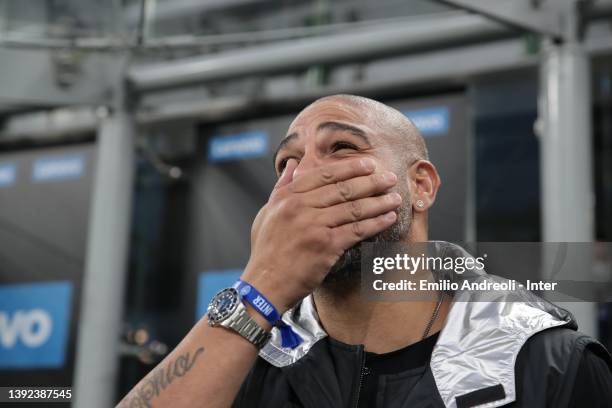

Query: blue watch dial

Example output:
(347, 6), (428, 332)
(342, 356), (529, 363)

(207, 288), (240, 325)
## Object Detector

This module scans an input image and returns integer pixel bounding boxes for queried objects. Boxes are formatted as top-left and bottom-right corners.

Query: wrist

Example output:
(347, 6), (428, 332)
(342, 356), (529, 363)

(240, 267), (291, 314)
(244, 303), (273, 331)
(234, 278), (304, 350)
(206, 287), (271, 349)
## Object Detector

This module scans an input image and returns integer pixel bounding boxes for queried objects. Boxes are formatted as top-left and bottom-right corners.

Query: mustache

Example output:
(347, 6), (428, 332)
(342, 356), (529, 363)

(322, 179), (412, 292)
(326, 207), (411, 280)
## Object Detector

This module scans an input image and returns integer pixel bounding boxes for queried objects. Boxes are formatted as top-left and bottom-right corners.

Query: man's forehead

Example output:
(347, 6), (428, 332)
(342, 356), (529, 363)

(288, 99), (371, 133)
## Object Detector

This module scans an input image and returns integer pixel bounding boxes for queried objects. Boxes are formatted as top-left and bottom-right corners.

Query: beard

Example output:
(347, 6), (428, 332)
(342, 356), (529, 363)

(321, 182), (412, 296)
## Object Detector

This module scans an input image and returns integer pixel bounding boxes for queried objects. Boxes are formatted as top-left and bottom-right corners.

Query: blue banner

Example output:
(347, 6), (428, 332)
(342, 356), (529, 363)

(32, 155), (84, 182)
(0, 281), (73, 369)
(0, 163), (16, 188)
(404, 107), (450, 137)
(208, 131), (269, 162)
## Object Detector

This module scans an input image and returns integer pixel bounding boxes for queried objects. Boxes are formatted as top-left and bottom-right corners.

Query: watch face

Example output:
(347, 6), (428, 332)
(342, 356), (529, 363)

(207, 288), (240, 324)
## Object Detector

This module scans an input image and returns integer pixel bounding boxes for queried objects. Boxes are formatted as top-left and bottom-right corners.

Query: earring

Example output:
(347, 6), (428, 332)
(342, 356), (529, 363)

(415, 200), (425, 209)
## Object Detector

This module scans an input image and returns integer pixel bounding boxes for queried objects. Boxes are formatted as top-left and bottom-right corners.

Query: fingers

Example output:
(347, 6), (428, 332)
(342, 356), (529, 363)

(306, 171), (398, 208)
(318, 192), (402, 227)
(332, 211), (398, 250)
(288, 158), (376, 193)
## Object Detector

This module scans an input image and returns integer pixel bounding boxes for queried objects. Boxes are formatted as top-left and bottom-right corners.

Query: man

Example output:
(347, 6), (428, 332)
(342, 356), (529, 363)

(119, 95), (612, 408)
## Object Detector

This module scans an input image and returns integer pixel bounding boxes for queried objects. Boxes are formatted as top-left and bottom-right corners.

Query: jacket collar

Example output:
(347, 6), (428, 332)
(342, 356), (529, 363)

(259, 241), (575, 408)
(259, 293), (327, 367)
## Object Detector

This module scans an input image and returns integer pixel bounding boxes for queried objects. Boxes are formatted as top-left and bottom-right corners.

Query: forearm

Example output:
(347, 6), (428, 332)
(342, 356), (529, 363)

(117, 315), (262, 408)
(117, 157), (399, 407)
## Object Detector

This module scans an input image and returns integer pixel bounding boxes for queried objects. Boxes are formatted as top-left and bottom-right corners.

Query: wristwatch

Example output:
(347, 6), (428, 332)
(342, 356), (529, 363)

(207, 287), (271, 349)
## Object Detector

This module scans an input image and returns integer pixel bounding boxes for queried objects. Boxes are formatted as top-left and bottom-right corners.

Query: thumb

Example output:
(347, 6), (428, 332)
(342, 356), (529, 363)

(274, 158), (298, 190)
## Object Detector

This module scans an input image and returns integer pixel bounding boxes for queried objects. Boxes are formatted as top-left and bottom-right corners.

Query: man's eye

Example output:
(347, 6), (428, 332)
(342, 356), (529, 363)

(277, 158), (289, 173)
(331, 142), (358, 152)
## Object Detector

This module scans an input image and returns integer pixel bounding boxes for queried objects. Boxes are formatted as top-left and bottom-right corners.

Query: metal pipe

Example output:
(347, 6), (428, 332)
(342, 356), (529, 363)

(126, 0), (612, 94)
(0, 13), (467, 51)
(72, 98), (135, 407)
(538, 38), (597, 336)
(2, 22), (612, 141)
(2, 19), (611, 141)
(128, 14), (514, 93)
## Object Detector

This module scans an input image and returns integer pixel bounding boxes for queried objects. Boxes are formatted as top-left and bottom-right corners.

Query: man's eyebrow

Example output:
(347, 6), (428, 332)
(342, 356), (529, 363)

(272, 132), (299, 167)
(272, 122), (371, 168)
(317, 121), (371, 146)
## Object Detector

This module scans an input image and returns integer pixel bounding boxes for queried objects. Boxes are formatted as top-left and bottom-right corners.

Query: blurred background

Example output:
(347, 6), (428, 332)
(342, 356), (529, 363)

(0, 0), (611, 406)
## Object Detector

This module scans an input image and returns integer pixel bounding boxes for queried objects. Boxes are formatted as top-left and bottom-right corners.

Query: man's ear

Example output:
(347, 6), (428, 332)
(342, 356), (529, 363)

(409, 160), (441, 212)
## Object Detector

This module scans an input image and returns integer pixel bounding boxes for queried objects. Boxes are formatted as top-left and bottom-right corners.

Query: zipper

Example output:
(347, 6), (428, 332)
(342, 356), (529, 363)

(352, 346), (366, 408)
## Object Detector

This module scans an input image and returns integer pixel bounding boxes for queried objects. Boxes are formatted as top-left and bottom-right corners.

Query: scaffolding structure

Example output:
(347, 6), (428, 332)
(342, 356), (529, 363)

(1, 1), (611, 406)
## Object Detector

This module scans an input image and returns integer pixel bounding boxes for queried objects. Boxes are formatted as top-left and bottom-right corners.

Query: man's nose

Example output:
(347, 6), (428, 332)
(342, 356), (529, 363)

(292, 154), (322, 180)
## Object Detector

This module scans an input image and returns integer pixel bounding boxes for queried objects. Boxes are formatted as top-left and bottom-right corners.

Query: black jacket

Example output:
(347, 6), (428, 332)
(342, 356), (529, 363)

(234, 327), (611, 407)
(234, 243), (612, 407)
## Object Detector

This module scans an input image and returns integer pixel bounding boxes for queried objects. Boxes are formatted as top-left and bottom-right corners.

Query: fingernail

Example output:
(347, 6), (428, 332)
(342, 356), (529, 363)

(382, 171), (397, 183)
(384, 211), (397, 221)
(389, 193), (402, 204)
(361, 158), (375, 171)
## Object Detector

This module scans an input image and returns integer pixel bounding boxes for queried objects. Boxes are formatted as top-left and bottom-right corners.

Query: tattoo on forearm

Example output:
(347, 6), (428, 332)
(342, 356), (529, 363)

(119, 346), (205, 408)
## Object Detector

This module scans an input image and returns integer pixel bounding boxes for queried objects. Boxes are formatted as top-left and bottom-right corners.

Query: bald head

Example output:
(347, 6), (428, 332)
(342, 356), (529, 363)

(308, 94), (429, 165)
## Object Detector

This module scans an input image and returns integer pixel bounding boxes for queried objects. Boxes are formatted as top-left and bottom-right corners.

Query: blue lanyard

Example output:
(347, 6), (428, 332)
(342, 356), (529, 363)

(233, 280), (303, 349)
